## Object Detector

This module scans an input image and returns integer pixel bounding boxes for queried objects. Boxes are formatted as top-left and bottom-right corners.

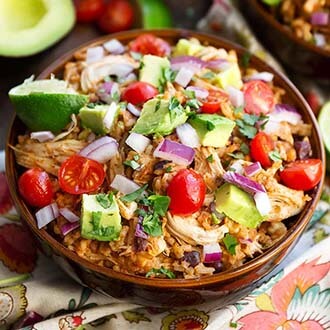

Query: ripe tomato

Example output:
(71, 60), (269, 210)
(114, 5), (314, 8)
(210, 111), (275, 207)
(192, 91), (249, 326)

(121, 82), (158, 106)
(58, 155), (105, 194)
(250, 132), (275, 168)
(279, 159), (323, 191)
(75, 0), (105, 23)
(18, 168), (53, 208)
(97, 0), (134, 33)
(167, 169), (206, 216)
(129, 33), (171, 57)
(200, 89), (228, 114)
(243, 80), (275, 115)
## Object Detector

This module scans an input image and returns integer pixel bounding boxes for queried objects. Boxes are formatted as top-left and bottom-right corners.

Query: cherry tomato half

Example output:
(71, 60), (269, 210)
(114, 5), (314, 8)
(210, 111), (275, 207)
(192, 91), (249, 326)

(121, 82), (158, 106)
(243, 80), (275, 115)
(279, 159), (323, 191)
(129, 33), (171, 57)
(75, 0), (105, 23)
(200, 89), (228, 114)
(97, 0), (134, 33)
(167, 169), (206, 216)
(58, 155), (105, 195)
(18, 168), (53, 208)
(250, 132), (275, 168)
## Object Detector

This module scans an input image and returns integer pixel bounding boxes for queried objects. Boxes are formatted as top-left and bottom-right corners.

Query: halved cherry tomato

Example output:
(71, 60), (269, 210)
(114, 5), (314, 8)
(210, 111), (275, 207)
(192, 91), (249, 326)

(75, 0), (105, 23)
(58, 155), (105, 195)
(279, 159), (323, 191)
(250, 132), (275, 168)
(97, 0), (134, 33)
(121, 82), (158, 106)
(200, 89), (228, 114)
(18, 168), (53, 208)
(167, 169), (206, 216)
(129, 33), (171, 57)
(243, 80), (275, 115)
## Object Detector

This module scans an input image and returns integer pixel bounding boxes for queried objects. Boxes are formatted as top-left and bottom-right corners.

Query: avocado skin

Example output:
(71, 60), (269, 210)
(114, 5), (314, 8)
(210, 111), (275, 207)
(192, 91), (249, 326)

(132, 98), (188, 136)
(81, 194), (122, 242)
(189, 114), (235, 148)
(215, 183), (263, 229)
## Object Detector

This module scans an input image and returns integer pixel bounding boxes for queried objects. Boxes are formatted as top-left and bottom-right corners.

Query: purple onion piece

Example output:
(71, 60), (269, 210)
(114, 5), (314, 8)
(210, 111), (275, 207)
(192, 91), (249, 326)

(311, 11), (329, 25)
(135, 217), (148, 239)
(61, 222), (80, 236)
(294, 139), (312, 160)
(134, 237), (148, 252)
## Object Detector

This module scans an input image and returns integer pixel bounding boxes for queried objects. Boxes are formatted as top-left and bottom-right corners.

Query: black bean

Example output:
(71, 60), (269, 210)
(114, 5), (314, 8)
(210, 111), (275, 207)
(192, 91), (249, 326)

(182, 251), (200, 267)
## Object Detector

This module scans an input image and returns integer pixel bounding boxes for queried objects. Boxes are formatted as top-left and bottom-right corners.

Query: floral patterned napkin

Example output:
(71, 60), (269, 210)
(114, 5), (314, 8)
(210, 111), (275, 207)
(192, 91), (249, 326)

(1, 1), (330, 329)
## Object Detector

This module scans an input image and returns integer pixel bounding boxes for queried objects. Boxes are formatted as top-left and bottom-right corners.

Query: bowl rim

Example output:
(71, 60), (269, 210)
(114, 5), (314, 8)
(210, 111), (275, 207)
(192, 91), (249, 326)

(5, 28), (325, 288)
(249, 0), (330, 57)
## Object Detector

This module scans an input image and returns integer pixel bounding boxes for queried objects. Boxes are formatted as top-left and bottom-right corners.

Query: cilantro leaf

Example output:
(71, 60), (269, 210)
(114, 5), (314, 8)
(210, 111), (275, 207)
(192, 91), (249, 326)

(91, 211), (102, 230)
(168, 96), (185, 122)
(223, 233), (238, 255)
(242, 113), (259, 126)
(96, 193), (114, 209)
(234, 106), (243, 115)
(230, 321), (238, 328)
(146, 266), (176, 279)
(201, 71), (216, 80)
(120, 184), (148, 203)
(227, 152), (245, 160)
(206, 154), (214, 163)
(184, 89), (196, 99)
(238, 124), (257, 139)
(123, 159), (140, 170)
(240, 142), (250, 155)
(142, 213), (162, 236)
(186, 98), (201, 110)
(269, 150), (282, 162)
(148, 195), (170, 217)
(240, 52), (252, 68)
(165, 166), (172, 173)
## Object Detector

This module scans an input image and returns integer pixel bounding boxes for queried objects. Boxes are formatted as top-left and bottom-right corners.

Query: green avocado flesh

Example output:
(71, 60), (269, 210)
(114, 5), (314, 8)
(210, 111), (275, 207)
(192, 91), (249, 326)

(0, 0), (75, 57)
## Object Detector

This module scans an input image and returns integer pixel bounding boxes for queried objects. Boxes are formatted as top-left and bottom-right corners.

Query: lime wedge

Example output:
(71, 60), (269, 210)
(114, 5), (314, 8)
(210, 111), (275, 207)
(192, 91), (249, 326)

(318, 101), (330, 172)
(9, 78), (88, 133)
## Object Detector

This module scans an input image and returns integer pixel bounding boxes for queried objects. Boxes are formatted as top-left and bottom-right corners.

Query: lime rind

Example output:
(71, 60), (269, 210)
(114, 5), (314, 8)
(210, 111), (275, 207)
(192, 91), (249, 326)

(318, 101), (330, 172)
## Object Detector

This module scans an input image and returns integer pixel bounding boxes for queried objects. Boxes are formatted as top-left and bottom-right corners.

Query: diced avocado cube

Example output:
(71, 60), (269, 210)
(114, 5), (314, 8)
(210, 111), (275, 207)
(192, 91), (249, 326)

(173, 38), (204, 56)
(189, 114), (235, 148)
(139, 55), (170, 88)
(132, 98), (188, 136)
(81, 193), (122, 241)
(79, 103), (119, 135)
(215, 183), (263, 228)
(212, 62), (243, 90)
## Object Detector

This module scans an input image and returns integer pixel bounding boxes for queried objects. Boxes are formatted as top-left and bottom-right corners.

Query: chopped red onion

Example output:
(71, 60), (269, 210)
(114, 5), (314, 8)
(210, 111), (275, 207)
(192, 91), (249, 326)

(110, 174), (140, 195)
(30, 131), (55, 142)
(79, 136), (118, 163)
(203, 243), (222, 263)
(86, 46), (105, 64)
(314, 33), (326, 47)
(270, 104), (302, 125)
(125, 132), (150, 153)
(103, 102), (118, 130)
(176, 123), (200, 148)
(103, 39), (125, 54)
(127, 102), (141, 117)
(205, 59), (230, 71)
(244, 162), (262, 176)
(186, 86), (209, 99)
(239, 238), (252, 244)
(171, 56), (205, 73)
(294, 139), (312, 160)
(226, 86), (244, 108)
(59, 207), (80, 223)
(35, 202), (59, 229)
(97, 82), (120, 104)
(254, 192), (271, 216)
(60, 221), (80, 236)
(153, 139), (195, 166)
(135, 218), (148, 239)
(229, 160), (245, 174)
(223, 171), (266, 195)
(245, 72), (274, 82)
(175, 67), (194, 87)
(118, 72), (137, 84)
(311, 11), (329, 25)
(263, 120), (281, 134)
(105, 63), (135, 78)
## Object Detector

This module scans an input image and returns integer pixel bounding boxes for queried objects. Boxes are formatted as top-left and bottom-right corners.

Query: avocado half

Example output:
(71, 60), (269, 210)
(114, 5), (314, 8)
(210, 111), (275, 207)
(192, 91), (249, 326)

(0, 0), (75, 57)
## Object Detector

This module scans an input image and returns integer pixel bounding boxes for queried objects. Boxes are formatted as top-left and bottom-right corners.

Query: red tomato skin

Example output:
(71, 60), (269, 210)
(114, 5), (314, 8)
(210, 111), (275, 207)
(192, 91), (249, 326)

(97, 0), (134, 33)
(243, 80), (275, 115)
(18, 168), (53, 208)
(58, 155), (105, 195)
(129, 33), (171, 57)
(75, 0), (105, 23)
(167, 169), (206, 216)
(279, 159), (323, 191)
(121, 82), (158, 106)
(200, 89), (228, 114)
(250, 132), (275, 168)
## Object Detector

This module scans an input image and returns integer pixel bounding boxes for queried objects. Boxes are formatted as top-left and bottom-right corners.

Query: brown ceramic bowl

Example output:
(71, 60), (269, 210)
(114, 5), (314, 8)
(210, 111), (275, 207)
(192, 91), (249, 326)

(5, 29), (325, 307)
(238, 0), (330, 80)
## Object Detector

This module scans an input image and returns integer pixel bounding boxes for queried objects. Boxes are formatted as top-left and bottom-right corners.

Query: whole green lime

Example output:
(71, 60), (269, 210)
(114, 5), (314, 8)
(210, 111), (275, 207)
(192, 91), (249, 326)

(9, 78), (88, 133)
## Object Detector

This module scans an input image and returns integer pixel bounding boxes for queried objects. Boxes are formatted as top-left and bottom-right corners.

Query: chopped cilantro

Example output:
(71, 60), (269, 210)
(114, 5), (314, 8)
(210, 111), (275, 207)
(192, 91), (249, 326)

(120, 184), (148, 203)
(240, 142), (250, 155)
(230, 321), (238, 328)
(186, 98), (201, 110)
(168, 96), (185, 122)
(206, 121), (215, 131)
(184, 89), (196, 99)
(234, 106), (243, 115)
(206, 154), (214, 163)
(119, 101), (127, 111)
(235, 118), (257, 139)
(242, 113), (259, 126)
(187, 111), (197, 119)
(148, 195), (170, 217)
(146, 266), (176, 279)
(91, 211), (102, 230)
(240, 51), (252, 68)
(269, 150), (282, 162)
(112, 91), (120, 103)
(86, 103), (97, 109)
(227, 152), (245, 160)
(165, 166), (172, 173)
(163, 67), (177, 82)
(142, 213), (162, 236)
(96, 193), (114, 209)
(133, 154), (140, 161)
(201, 71), (216, 80)
(123, 159), (140, 170)
(211, 213), (221, 225)
(223, 233), (238, 255)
